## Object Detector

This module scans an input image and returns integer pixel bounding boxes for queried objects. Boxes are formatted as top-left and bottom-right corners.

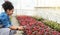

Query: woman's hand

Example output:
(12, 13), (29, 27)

(10, 26), (24, 31)
(10, 26), (17, 30)
(17, 26), (24, 31)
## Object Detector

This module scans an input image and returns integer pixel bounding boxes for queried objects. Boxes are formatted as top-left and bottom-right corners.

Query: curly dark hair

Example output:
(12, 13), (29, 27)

(2, 1), (14, 11)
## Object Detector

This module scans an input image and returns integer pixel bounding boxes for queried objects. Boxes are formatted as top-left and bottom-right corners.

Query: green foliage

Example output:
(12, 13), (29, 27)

(42, 20), (60, 32)
(34, 17), (60, 32)
(32, 16), (44, 21)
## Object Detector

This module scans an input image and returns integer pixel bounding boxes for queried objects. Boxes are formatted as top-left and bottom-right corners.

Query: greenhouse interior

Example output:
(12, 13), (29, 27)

(0, 0), (60, 35)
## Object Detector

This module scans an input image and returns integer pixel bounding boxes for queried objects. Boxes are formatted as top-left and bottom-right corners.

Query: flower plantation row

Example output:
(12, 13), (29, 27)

(16, 16), (60, 35)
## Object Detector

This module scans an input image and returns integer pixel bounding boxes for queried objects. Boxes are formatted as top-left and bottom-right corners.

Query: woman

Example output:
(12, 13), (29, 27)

(0, 1), (24, 35)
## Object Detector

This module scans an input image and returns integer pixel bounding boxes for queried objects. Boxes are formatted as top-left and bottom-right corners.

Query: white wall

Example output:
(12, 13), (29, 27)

(8, 0), (36, 10)
(8, 0), (37, 16)
(0, 0), (4, 13)
(15, 9), (36, 16)
(35, 7), (60, 23)
(37, 0), (60, 7)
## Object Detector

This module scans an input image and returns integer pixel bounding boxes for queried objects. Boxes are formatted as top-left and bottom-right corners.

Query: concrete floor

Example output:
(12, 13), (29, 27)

(11, 16), (23, 35)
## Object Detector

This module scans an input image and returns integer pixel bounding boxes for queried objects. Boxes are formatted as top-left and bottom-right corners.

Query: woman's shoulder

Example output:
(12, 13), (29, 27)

(0, 12), (7, 16)
(0, 12), (8, 19)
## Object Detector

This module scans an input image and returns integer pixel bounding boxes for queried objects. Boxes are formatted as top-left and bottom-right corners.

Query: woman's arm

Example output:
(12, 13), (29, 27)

(10, 26), (24, 30)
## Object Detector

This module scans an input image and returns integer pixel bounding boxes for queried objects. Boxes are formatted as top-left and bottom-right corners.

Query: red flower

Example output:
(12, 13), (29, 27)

(51, 31), (58, 35)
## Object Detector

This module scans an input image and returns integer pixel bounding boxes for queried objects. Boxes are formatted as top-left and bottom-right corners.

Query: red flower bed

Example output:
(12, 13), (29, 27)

(17, 16), (60, 35)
